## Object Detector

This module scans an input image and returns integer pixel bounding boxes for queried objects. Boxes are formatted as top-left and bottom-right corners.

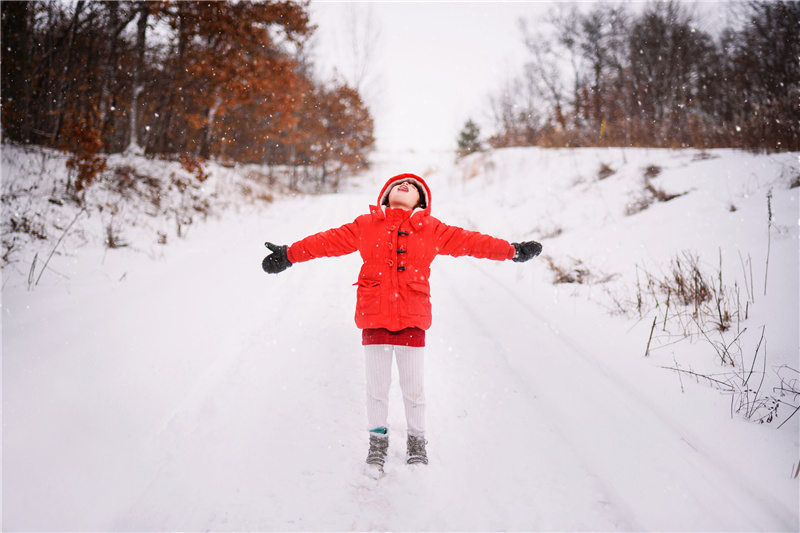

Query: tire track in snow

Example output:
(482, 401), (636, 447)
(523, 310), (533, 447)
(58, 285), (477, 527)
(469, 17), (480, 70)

(440, 257), (795, 530)
(434, 263), (642, 531)
(114, 205), (370, 530)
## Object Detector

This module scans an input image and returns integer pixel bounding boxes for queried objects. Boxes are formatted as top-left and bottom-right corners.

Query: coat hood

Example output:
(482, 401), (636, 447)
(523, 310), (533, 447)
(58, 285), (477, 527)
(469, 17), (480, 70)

(377, 173), (432, 212)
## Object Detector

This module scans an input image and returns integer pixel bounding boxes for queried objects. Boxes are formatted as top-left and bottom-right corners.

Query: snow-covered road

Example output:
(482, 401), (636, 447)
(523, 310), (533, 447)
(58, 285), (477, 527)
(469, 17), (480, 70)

(4, 149), (798, 531)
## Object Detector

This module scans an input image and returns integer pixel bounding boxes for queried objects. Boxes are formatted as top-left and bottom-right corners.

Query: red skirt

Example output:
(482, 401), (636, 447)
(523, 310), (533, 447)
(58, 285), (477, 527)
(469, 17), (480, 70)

(362, 327), (425, 347)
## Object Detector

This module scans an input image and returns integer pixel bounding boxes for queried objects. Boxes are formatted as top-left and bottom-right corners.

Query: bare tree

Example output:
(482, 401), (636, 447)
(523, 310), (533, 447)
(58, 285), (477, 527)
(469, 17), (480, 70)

(51, 0), (87, 142)
(548, 3), (585, 127)
(519, 17), (567, 130)
(125, 1), (150, 155)
(343, 3), (382, 95)
(488, 72), (541, 148)
(732, 1), (800, 150)
(579, 3), (629, 142)
(628, 1), (712, 146)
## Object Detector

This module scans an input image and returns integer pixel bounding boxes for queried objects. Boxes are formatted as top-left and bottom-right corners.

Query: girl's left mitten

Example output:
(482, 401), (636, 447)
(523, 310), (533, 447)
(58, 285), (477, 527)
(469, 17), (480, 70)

(512, 241), (543, 262)
(262, 242), (293, 273)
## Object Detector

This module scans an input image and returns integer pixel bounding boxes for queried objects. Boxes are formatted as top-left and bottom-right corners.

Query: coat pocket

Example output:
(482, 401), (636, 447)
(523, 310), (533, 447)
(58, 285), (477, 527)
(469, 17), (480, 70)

(406, 280), (431, 317)
(354, 279), (382, 316)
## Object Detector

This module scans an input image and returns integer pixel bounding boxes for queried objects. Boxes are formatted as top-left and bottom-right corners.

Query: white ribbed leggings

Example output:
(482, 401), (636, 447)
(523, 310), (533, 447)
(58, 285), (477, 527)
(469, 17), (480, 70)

(364, 344), (425, 436)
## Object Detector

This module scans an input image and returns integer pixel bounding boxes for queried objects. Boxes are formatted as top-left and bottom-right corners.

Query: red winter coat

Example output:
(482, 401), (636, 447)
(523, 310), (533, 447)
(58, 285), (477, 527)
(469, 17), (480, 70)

(287, 174), (515, 331)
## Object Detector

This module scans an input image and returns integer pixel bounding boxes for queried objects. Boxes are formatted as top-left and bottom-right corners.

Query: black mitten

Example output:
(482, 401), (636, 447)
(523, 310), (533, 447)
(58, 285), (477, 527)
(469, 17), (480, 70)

(262, 242), (293, 273)
(512, 241), (543, 262)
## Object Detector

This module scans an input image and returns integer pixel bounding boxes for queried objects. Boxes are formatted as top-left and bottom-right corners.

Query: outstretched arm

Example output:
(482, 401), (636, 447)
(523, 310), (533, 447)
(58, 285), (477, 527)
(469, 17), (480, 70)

(432, 221), (542, 262)
(285, 221), (359, 264)
(433, 223), (515, 260)
(262, 221), (360, 274)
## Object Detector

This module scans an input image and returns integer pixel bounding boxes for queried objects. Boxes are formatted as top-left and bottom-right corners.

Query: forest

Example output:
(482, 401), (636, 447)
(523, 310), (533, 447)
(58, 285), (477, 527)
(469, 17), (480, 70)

(485, 1), (799, 152)
(1, 1), (375, 191)
(1, 1), (798, 197)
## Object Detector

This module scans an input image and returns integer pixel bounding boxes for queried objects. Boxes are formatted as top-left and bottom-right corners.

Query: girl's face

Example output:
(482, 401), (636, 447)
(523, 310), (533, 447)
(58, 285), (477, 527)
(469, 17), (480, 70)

(387, 180), (421, 210)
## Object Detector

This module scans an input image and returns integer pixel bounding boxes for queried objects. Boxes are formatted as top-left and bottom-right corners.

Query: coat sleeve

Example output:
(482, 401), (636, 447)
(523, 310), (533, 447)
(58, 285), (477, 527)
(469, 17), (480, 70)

(287, 220), (360, 264)
(432, 220), (515, 261)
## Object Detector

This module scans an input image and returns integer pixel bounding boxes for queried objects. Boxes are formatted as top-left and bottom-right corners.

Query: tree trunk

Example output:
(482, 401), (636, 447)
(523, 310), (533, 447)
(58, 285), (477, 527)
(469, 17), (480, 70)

(100, 2), (119, 148)
(126, 1), (149, 154)
(199, 98), (220, 159)
(289, 143), (297, 189)
(52, 0), (85, 142)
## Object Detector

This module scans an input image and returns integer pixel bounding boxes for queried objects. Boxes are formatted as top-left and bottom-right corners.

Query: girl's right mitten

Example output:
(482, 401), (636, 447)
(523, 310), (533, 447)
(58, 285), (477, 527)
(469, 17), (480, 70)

(262, 242), (293, 273)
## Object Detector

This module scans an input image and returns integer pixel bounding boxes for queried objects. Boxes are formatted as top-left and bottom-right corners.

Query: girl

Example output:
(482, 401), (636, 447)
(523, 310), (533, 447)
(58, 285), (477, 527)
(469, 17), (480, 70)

(262, 173), (541, 473)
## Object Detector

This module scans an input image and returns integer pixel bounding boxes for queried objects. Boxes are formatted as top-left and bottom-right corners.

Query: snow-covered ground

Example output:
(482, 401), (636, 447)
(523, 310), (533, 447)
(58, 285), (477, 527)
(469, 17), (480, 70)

(2, 144), (798, 531)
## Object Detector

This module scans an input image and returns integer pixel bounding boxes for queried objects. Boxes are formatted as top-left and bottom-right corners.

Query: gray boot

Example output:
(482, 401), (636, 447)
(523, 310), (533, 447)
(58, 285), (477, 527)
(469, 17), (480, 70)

(406, 434), (428, 465)
(366, 433), (389, 470)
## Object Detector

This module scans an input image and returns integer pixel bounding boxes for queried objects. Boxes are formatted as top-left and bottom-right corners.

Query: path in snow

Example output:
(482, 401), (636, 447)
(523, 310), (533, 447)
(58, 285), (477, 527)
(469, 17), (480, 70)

(4, 184), (797, 530)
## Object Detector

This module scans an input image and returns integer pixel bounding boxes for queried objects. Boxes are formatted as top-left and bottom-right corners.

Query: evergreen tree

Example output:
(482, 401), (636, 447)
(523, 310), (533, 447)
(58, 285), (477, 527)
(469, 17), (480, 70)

(457, 119), (482, 157)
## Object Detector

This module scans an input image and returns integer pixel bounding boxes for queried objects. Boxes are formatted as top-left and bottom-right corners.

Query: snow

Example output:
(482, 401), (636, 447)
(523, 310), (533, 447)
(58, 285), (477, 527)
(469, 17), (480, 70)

(2, 144), (799, 531)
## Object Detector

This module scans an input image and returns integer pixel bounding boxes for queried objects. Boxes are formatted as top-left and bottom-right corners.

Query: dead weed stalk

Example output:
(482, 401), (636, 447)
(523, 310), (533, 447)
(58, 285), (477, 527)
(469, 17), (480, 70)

(609, 249), (797, 427)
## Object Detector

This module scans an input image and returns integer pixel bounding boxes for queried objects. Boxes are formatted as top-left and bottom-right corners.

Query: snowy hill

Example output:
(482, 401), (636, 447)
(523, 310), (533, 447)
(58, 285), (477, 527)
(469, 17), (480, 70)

(2, 144), (798, 531)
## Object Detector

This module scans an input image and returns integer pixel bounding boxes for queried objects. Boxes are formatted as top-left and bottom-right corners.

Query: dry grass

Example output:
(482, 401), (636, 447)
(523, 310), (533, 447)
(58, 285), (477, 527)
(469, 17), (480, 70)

(606, 248), (799, 428)
(545, 256), (618, 285)
(625, 164), (684, 216)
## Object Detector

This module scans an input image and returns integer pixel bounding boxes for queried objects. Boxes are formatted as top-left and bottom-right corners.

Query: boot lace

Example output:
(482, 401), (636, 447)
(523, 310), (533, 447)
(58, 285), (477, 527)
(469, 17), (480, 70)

(366, 434), (389, 466)
(406, 435), (428, 465)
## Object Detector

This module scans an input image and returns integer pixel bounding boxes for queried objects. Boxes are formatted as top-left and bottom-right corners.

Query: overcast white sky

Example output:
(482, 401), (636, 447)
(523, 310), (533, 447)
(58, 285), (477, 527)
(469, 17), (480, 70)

(308, 1), (554, 153)
(307, 1), (727, 154)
